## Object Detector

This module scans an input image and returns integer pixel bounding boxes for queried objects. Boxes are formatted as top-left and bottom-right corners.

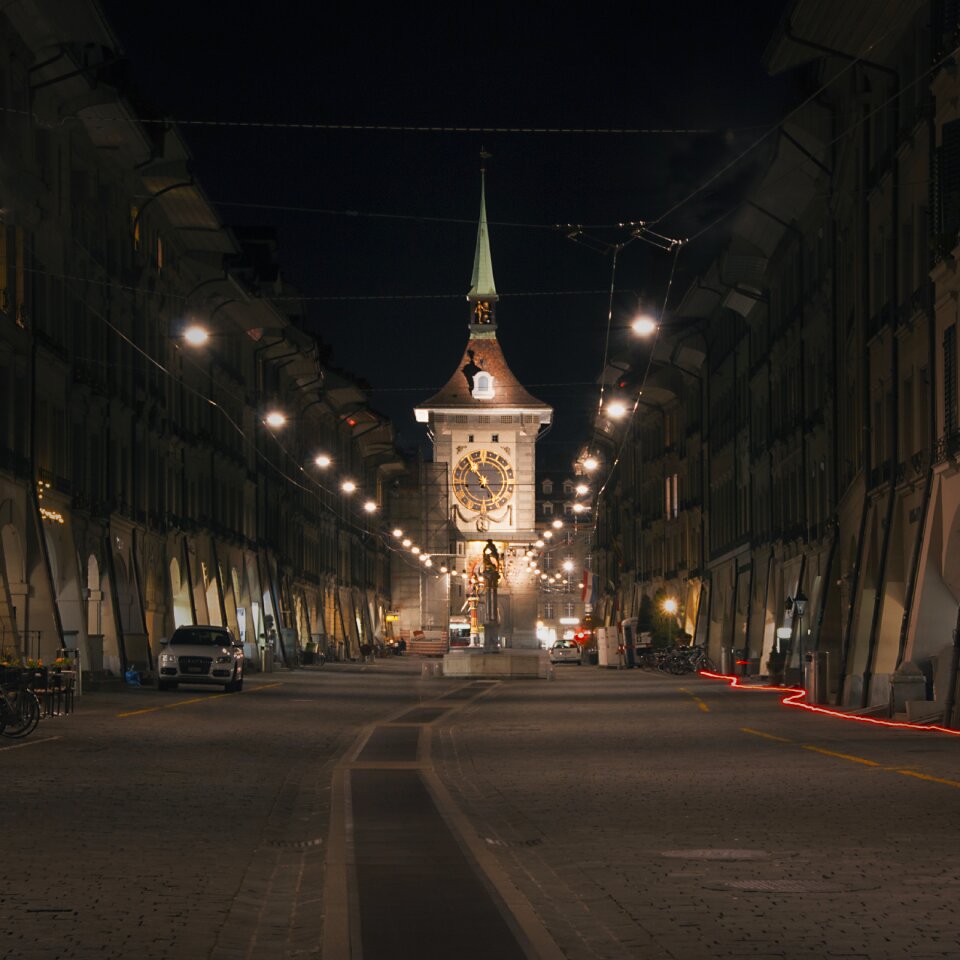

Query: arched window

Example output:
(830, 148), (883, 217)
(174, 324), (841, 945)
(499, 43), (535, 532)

(472, 372), (495, 399)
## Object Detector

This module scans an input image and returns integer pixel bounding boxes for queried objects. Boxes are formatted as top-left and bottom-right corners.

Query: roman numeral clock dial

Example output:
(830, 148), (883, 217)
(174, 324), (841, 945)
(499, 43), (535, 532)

(453, 450), (515, 513)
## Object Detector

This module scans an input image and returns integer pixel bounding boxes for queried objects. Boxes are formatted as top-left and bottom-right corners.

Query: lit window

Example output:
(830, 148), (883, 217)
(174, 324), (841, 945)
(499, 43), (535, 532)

(472, 372), (495, 399)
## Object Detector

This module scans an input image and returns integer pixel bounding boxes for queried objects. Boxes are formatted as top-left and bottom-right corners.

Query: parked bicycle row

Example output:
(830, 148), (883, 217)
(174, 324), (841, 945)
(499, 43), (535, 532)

(634, 645), (716, 675)
(0, 664), (75, 739)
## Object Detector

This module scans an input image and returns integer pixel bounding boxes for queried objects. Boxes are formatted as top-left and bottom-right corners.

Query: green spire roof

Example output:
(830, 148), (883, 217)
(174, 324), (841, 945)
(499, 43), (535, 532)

(467, 174), (498, 302)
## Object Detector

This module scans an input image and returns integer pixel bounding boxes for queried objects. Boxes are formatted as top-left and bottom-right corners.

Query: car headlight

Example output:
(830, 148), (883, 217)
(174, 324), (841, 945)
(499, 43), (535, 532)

(216, 655), (231, 663)
(159, 653), (176, 664)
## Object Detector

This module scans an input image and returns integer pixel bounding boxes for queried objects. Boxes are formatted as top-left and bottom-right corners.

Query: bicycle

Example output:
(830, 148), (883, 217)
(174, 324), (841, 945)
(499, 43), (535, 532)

(660, 645), (716, 675)
(0, 676), (42, 738)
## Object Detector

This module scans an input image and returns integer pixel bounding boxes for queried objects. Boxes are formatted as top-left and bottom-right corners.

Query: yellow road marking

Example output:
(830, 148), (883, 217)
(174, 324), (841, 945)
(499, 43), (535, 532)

(679, 688), (710, 712)
(117, 681), (281, 717)
(118, 694), (230, 717)
(802, 745), (880, 766)
(892, 768), (960, 789)
(741, 727), (793, 743)
(742, 728), (960, 790)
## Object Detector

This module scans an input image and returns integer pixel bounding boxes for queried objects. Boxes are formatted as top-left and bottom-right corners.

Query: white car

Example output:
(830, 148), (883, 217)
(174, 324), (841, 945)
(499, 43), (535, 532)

(549, 639), (582, 665)
(157, 625), (245, 692)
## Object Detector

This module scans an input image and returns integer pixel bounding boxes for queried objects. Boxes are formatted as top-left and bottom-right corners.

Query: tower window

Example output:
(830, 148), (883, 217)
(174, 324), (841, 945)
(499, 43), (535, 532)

(473, 372), (495, 399)
(491, 434), (499, 443)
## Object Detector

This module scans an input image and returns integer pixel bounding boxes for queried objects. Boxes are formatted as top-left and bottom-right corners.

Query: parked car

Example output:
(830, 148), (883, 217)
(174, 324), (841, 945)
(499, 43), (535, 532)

(157, 625), (245, 692)
(549, 639), (582, 665)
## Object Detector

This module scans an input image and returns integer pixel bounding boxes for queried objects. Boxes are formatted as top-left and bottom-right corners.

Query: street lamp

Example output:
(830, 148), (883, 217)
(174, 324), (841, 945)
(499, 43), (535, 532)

(632, 315), (657, 338)
(786, 590), (808, 682)
(183, 324), (210, 347)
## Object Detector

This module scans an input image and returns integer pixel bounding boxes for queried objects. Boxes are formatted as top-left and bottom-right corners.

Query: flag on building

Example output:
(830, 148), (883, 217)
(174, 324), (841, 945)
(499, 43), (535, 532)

(581, 570), (596, 606)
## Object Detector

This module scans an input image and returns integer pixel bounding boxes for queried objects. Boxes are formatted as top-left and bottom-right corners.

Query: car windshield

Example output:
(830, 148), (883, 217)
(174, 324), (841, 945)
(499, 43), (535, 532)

(169, 628), (232, 647)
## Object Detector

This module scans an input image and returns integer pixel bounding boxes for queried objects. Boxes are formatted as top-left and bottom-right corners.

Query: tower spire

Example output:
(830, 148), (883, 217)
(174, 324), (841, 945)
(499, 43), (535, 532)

(467, 157), (498, 328)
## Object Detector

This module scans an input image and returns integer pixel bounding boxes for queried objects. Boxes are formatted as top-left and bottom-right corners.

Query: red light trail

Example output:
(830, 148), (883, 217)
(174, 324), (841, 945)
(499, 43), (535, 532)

(698, 671), (960, 737)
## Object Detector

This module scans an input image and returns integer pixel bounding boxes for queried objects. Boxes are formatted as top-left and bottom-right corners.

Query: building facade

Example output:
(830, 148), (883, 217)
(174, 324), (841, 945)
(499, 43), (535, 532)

(0, 0), (399, 677)
(591, 0), (960, 714)
(534, 471), (593, 647)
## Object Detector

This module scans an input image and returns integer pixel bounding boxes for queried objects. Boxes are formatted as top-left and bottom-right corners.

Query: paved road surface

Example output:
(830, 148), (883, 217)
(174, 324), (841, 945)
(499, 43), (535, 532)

(6, 660), (960, 959)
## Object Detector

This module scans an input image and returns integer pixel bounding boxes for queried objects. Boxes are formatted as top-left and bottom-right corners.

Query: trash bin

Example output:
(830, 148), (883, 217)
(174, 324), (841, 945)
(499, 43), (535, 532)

(803, 650), (829, 704)
(720, 646), (733, 675)
(587, 649), (599, 666)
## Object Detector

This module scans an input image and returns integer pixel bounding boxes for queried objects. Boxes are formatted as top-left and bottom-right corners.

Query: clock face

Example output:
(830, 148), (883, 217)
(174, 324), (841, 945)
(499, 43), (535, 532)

(453, 450), (515, 513)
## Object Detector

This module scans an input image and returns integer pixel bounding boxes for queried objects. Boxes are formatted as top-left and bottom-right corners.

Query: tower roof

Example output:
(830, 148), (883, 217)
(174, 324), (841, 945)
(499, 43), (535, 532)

(467, 174), (498, 302)
(416, 335), (552, 414)
(415, 175), (552, 421)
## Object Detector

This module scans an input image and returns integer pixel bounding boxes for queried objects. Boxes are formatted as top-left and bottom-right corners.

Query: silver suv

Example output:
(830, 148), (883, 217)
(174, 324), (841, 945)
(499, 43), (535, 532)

(157, 625), (245, 692)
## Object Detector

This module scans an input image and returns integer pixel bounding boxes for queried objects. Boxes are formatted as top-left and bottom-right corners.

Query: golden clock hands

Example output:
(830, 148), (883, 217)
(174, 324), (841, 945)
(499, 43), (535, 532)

(468, 462), (489, 487)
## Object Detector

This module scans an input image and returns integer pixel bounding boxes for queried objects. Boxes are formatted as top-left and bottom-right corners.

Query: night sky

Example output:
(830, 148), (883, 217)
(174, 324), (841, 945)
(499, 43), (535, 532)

(97, 2), (794, 467)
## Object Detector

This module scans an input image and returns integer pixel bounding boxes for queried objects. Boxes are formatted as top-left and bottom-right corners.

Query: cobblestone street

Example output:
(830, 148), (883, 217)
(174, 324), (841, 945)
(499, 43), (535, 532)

(7, 661), (960, 959)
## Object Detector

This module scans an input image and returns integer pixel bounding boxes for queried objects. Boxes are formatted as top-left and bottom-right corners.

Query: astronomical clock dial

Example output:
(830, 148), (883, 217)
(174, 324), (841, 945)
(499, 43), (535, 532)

(452, 450), (515, 513)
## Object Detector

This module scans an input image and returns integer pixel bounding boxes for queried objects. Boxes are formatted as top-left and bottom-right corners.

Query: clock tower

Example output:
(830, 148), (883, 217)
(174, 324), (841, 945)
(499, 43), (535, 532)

(415, 175), (552, 648)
